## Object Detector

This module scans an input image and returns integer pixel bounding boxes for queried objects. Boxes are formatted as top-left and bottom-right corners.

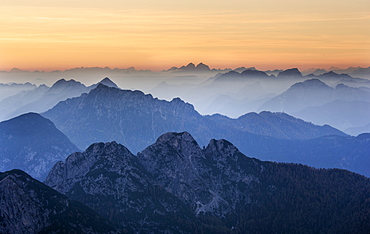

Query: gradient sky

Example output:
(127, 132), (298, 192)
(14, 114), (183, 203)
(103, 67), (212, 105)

(0, 0), (369, 71)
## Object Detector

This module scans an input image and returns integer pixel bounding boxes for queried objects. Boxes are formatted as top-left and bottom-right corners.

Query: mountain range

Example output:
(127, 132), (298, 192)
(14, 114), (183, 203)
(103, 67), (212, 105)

(259, 79), (370, 133)
(43, 84), (370, 177)
(0, 67), (369, 233)
(0, 82), (36, 102)
(261, 79), (370, 113)
(43, 132), (370, 233)
(0, 77), (118, 122)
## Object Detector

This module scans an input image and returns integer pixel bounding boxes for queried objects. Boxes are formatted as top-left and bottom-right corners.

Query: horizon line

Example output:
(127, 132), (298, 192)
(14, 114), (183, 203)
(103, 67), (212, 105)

(1, 63), (369, 73)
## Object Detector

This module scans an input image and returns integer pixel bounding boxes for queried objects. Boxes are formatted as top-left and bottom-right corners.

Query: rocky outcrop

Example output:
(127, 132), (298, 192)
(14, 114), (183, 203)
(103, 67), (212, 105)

(45, 140), (197, 233)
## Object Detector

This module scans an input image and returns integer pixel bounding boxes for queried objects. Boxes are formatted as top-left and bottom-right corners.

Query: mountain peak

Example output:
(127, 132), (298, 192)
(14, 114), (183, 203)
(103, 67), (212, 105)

(290, 78), (329, 89)
(49, 79), (86, 93)
(98, 77), (118, 88)
(0, 113), (79, 180)
(46, 141), (135, 193)
(319, 71), (353, 79)
(240, 69), (269, 78)
(196, 62), (211, 71)
(277, 68), (302, 78)
(186, 63), (195, 68)
(175, 62), (212, 72)
(94, 82), (112, 90)
(51, 78), (81, 88)
(2, 112), (51, 128)
(153, 132), (200, 154)
(205, 138), (240, 159)
(335, 83), (349, 89)
(302, 78), (327, 85)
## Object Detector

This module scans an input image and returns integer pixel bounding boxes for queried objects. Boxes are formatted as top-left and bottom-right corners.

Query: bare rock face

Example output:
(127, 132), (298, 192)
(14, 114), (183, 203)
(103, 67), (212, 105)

(45, 140), (196, 233)
(138, 132), (262, 217)
(138, 132), (208, 205)
(45, 141), (137, 193)
(0, 169), (117, 234)
(45, 132), (370, 233)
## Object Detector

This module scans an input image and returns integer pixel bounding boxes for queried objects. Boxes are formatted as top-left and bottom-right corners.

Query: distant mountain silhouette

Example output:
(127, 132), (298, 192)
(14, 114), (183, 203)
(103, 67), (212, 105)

(0, 82), (36, 102)
(214, 69), (272, 82)
(294, 100), (370, 135)
(318, 71), (352, 79)
(260, 79), (370, 113)
(42, 84), (370, 176)
(260, 79), (332, 112)
(277, 68), (303, 79)
(167, 62), (212, 73)
(0, 78), (119, 121)
(207, 111), (346, 139)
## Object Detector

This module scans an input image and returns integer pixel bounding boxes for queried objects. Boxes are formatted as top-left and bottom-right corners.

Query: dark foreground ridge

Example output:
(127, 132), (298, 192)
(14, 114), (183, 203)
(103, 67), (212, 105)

(43, 132), (370, 233)
(0, 169), (118, 234)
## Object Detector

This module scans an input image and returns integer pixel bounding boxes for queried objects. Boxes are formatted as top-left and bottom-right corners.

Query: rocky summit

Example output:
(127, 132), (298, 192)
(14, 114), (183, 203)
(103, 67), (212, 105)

(46, 132), (370, 233)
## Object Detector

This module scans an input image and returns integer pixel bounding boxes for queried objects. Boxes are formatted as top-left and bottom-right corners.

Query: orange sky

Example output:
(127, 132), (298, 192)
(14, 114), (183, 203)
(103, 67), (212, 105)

(0, 0), (369, 71)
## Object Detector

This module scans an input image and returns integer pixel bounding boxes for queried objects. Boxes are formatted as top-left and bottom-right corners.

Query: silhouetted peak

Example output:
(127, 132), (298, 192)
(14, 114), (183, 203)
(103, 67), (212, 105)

(277, 68), (302, 78)
(2, 112), (49, 126)
(214, 71), (241, 81)
(186, 62), (195, 67)
(94, 83), (111, 90)
(234, 67), (252, 72)
(290, 79), (329, 89)
(287, 79), (331, 91)
(196, 62), (211, 71)
(335, 83), (349, 89)
(241, 69), (269, 78)
(176, 62), (212, 72)
(9, 68), (28, 73)
(50, 78), (84, 90)
(303, 78), (326, 85)
(98, 77), (118, 88)
(319, 71), (353, 79)
(326, 71), (337, 75)
(224, 70), (241, 76)
(170, 97), (184, 103)
(313, 68), (327, 75)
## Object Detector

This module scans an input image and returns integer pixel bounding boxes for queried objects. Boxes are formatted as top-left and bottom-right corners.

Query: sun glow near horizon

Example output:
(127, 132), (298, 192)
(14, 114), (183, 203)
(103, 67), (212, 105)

(0, 0), (369, 71)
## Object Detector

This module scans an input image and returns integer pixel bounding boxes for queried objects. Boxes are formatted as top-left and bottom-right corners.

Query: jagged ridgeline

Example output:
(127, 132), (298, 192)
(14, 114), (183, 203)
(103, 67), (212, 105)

(44, 132), (370, 233)
(43, 84), (370, 177)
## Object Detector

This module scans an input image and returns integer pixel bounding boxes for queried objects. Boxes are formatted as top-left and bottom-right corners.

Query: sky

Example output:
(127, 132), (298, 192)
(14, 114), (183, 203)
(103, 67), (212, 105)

(0, 0), (369, 71)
